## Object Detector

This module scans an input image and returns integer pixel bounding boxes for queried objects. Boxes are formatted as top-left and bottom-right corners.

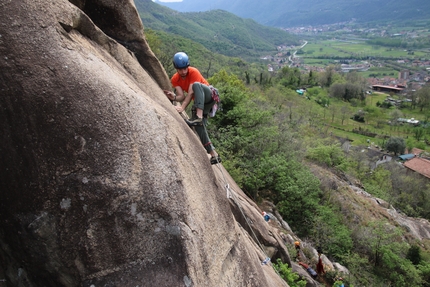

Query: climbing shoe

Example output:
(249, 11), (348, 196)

(185, 117), (203, 126)
(210, 155), (222, 165)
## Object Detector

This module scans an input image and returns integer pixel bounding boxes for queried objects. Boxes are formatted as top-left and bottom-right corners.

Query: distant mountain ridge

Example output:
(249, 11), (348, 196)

(154, 0), (430, 27)
(136, 0), (299, 59)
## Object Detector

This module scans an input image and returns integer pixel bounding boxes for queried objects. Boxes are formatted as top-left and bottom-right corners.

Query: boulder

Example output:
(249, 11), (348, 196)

(333, 262), (350, 274)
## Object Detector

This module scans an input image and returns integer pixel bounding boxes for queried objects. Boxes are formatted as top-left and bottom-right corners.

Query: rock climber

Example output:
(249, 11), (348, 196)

(294, 241), (301, 260)
(316, 251), (325, 275)
(298, 261), (318, 279)
(262, 211), (271, 222)
(164, 52), (221, 165)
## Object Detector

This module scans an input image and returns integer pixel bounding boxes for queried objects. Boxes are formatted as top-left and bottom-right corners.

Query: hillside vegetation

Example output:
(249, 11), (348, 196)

(205, 69), (430, 287)
(135, 0), (299, 60)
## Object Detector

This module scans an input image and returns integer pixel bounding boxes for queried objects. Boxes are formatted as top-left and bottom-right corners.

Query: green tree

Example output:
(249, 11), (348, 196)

(340, 105), (350, 125)
(277, 66), (301, 89)
(306, 87), (321, 99)
(384, 162), (430, 219)
(413, 127), (425, 141)
(319, 65), (337, 87)
(266, 156), (321, 236)
(341, 252), (373, 286)
(416, 86), (430, 112)
(308, 70), (317, 86)
(389, 109), (404, 125)
(406, 245), (422, 265)
(330, 83), (345, 100)
(311, 205), (353, 260)
(385, 137), (406, 155)
(417, 261), (430, 287)
(356, 220), (423, 287)
(345, 71), (368, 89)
(330, 83), (364, 101)
(329, 105), (338, 123)
(306, 143), (347, 169)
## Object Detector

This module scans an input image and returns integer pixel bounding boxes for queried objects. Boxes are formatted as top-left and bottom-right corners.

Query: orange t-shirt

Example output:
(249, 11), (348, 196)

(171, 67), (209, 93)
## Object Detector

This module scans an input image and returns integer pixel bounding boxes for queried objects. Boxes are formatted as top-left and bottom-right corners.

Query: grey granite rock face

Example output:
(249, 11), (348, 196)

(0, 1), (290, 286)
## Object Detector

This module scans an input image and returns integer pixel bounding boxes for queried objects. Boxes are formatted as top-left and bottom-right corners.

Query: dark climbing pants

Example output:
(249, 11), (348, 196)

(192, 82), (215, 153)
(192, 82), (213, 114)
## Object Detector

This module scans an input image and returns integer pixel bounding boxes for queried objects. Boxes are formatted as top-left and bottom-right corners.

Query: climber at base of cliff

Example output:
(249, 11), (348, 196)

(262, 211), (271, 222)
(298, 261), (318, 279)
(163, 52), (221, 165)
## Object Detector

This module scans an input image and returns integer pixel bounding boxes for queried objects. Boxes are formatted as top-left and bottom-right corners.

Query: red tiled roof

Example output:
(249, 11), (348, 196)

(410, 148), (424, 156)
(403, 157), (430, 179)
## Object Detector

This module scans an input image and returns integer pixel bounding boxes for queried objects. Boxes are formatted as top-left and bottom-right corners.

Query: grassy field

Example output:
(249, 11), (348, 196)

(300, 39), (428, 59)
(301, 58), (335, 66)
(300, 42), (351, 58)
(307, 91), (430, 149)
(360, 67), (398, 78)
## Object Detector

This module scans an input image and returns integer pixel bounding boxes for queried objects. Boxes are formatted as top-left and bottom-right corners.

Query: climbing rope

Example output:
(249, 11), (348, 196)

(199, 123), (269, 254)
(214, 165), (285, 278)
(189, 117), (271, 261)
(213, 163), (285, 278)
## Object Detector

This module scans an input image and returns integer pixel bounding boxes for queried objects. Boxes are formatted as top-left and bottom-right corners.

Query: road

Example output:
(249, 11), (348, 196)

(288, 40), (307, 67)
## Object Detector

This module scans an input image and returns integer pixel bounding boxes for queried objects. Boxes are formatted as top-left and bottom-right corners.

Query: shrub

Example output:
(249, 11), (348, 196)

(273, 259), (307, 287)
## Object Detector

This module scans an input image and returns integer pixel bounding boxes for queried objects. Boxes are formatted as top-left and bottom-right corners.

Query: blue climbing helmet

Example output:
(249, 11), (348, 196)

(173, 52), (190, 69)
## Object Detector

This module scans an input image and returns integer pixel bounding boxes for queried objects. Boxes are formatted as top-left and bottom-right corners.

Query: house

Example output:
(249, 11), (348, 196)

(398, 154), (415, 161)
(397, 118), (420, 125)
(374, 154), (392, 169)
(403, 157), (430, 179)
(372, 84), (404, 93)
